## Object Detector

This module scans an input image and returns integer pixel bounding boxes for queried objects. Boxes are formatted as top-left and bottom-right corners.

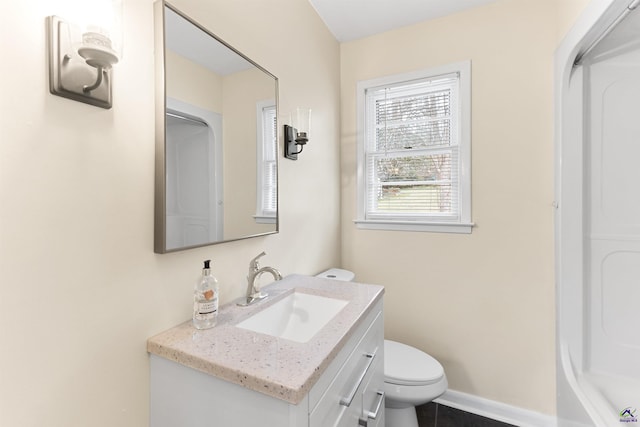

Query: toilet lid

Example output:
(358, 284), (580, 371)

(384, 340), (445, 386)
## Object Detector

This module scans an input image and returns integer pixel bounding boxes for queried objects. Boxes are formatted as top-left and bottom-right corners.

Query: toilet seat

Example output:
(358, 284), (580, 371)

(384, 339), (444, 386)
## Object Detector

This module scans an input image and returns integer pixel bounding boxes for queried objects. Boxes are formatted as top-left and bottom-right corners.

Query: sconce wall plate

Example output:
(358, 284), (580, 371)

(284, 124), (309, 160)
(47, 16), (113, 109)
(284, 124), (299, 160)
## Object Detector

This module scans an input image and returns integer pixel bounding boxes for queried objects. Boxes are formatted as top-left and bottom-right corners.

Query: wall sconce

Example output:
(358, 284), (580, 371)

(47, 1), (122, 109)
(284, 108), (312, 160)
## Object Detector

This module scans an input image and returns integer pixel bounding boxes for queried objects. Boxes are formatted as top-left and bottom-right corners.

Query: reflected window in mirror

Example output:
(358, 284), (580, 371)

(256, 100), (277, 224)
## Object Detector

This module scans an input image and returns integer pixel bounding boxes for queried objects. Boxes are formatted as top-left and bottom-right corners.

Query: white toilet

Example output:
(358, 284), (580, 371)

(316, 268), (448, 427)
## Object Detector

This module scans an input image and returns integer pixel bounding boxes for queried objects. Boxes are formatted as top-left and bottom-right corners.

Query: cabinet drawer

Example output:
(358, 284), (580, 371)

(310, 309), (383, 427)
(309, 300), (383, 409)
(359, 358), (385, 427)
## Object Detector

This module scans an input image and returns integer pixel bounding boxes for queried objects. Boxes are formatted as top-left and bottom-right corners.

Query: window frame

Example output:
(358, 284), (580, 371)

(355, 61), (473, 234)
(255, 99), (277, 224)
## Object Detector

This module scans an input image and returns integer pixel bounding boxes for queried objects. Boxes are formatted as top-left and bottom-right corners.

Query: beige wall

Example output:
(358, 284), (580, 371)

(222, 68), (276, 238)
(340, 0), (588, 415)
(557, 0), (593, 41)
(166, 49), (223, 113)
(0, 0), (340, 426)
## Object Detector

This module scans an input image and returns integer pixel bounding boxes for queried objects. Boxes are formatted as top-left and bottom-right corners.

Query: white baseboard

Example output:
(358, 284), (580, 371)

(434, 389), (558, 427)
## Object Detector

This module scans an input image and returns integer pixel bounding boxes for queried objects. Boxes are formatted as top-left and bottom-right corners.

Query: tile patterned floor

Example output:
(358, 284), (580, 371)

(416, 402), (517, 427)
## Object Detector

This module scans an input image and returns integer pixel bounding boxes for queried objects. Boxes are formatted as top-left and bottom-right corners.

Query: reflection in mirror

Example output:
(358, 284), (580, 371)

(154, 1), (279, 253)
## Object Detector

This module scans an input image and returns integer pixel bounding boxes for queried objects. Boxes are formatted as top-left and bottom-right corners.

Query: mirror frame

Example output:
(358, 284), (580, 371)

(153, 0), (280, 253)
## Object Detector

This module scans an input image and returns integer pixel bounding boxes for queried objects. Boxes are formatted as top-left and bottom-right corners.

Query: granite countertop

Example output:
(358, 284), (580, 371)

(146, 274), (384, 404)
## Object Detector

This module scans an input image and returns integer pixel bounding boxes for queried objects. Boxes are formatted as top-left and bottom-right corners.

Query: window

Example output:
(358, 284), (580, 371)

(255, 100), (277, 223)
(356, 61), (472, 233)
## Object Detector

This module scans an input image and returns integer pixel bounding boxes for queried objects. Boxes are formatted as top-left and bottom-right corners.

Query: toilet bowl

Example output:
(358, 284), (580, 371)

(316, 269), (448, 427)
(384, 339), (447, 427)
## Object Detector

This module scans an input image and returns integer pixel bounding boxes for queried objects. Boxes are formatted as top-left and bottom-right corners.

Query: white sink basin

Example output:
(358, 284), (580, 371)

(236, 291), (349, 343)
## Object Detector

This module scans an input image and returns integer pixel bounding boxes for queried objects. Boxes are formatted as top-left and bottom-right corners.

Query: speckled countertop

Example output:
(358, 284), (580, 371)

(147, 274), (384, 404)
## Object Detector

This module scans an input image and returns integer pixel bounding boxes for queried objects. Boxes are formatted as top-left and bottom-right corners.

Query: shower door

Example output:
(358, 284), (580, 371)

(585, 47), (640, 381)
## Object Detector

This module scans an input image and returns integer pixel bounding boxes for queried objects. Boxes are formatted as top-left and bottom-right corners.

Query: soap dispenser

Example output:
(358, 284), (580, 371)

(193, 260), (219, 329)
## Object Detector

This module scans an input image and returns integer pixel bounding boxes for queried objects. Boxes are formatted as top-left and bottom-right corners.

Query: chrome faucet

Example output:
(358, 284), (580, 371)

(238, 252), (282, 306)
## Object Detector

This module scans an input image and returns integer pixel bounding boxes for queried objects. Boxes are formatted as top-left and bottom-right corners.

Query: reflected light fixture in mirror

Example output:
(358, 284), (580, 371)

(47, 0), (123, 109)
(284, 108), (312, 160)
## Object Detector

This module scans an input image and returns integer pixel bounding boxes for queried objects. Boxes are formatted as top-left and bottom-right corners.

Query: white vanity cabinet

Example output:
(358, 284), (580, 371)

(149, 299), (384, 427)
(308, 301), (384, 427)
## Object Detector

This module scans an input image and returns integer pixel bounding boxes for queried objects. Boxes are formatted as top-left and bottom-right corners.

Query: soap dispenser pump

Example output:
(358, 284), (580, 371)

(193, 260), (219, 329)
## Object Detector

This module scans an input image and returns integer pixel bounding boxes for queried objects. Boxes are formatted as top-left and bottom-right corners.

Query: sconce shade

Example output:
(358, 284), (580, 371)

(78, 32), (119, 69)
(284, 108), (311, 160)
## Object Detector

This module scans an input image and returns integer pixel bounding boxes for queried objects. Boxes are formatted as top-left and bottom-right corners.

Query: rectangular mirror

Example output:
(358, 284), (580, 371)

(154, 1), (279, 253)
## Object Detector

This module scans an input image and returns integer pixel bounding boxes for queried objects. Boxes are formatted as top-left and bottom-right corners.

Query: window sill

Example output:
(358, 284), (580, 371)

(354, 219), (474, 234)
(254, 215), (276, 224)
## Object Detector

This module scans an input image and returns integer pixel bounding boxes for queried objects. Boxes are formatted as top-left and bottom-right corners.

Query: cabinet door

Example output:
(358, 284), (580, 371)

(335, 404), (361, 427)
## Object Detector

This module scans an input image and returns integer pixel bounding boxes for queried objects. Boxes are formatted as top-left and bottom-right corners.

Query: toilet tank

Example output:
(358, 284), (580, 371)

(315, 268), (355, 282)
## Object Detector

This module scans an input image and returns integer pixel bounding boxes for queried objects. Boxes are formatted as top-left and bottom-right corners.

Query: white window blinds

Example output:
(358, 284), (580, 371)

(259, 105), (277, 215)
(364, 74), (460, 221)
